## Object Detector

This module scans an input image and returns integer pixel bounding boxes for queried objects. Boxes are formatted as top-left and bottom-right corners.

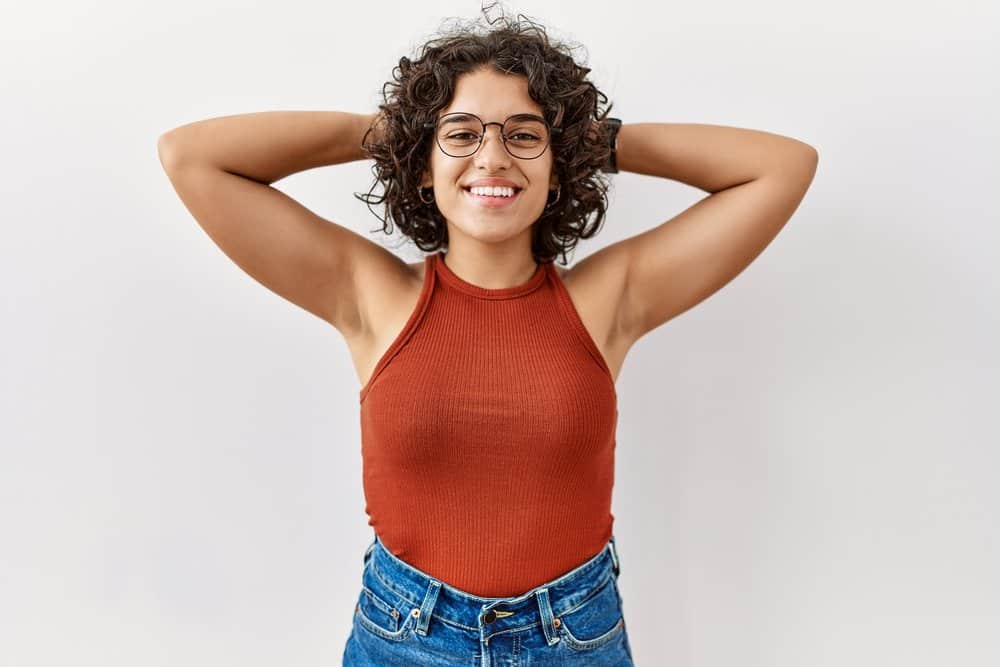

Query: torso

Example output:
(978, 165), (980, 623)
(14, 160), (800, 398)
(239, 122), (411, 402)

(347, 258), (632, 391)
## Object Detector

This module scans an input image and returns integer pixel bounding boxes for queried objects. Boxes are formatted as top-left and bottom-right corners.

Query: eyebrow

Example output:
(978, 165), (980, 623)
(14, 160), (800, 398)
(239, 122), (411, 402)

(440, 113), (545, 125)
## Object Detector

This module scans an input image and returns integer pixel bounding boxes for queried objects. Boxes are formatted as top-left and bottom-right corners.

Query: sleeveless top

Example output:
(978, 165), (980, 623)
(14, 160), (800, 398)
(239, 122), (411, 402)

(358, 251), (618, 597)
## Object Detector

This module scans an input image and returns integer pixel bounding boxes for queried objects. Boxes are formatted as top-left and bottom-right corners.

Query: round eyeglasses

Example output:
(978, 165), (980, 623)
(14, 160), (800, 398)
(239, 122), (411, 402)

(423, 112), (561, 160)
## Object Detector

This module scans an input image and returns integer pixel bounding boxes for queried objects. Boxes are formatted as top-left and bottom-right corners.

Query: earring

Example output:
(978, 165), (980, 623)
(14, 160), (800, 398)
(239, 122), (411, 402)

(419, 186), (435, 204)
(545, 184), (562, 209)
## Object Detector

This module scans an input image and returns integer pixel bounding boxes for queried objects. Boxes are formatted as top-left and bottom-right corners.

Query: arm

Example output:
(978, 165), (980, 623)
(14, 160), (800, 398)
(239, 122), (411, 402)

(616, 121), (817, 193)
(156, 110), (397, 339)
(610, 121), (819, 342)
(158, 110), (379, 183)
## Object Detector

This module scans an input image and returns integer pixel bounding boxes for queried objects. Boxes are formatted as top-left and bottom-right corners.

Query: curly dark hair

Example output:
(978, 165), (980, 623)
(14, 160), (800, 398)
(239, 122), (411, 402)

(355, 2), (616, 265)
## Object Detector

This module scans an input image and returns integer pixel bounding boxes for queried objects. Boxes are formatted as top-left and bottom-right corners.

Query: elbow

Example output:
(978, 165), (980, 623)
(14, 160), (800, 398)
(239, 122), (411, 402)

(157, 132), (183, 171)
(796, 141), (819, 163)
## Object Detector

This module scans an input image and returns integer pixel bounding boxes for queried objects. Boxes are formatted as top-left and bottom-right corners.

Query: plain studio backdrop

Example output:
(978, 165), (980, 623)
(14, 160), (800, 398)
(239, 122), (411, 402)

(2, 0), (997, 665)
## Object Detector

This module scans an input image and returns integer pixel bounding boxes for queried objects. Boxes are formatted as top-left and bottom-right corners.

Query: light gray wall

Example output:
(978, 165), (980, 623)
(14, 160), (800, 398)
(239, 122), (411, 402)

(2, 0), (997, 665)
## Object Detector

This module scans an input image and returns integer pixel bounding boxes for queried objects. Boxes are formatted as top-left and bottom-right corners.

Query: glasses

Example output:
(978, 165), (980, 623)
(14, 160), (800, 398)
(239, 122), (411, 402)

(423, 112), (561, 160)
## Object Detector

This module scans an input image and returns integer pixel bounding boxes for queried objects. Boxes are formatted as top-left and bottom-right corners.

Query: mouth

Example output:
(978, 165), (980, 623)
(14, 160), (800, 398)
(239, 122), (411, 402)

(462, 186), (523, 209)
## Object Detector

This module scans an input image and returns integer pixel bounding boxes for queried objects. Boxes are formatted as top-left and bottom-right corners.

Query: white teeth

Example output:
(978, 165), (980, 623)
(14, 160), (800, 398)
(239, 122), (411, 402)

(468, 186), (516, 197)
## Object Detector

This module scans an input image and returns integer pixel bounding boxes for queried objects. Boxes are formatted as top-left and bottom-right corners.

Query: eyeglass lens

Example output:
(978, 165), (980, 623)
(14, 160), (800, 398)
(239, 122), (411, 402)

(435, 113), (550, 159)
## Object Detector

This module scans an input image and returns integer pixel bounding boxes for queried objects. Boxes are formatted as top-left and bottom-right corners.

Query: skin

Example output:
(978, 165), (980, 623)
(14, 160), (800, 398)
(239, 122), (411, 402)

(418, 65), (561, 289)
(358, 65), (816, 392)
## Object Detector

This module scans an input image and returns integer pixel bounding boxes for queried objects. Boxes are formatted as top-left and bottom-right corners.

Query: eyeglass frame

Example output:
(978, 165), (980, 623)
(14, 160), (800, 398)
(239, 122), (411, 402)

(422, 112), (562, 160)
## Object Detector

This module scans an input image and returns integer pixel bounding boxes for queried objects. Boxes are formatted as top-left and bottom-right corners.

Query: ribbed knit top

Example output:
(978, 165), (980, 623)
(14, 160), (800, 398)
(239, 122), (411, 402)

(358, 251), (618, 597)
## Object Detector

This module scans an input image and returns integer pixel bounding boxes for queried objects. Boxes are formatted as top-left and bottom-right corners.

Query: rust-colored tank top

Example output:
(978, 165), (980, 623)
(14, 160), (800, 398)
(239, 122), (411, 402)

(358, 251), (618, 597)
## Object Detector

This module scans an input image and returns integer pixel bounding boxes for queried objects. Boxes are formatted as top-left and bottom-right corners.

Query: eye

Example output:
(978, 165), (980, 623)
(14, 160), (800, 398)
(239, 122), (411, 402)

(448, 132), (480, 140)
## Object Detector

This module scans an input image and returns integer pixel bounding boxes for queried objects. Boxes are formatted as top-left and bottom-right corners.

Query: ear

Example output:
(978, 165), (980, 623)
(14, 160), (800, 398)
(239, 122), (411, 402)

(420, 168), (433, 189)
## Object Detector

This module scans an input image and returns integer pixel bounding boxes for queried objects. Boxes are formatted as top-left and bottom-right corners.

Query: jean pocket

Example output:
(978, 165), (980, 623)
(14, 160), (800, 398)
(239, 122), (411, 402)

(555, 575), (626, 652)
(353, 563), (418, 642)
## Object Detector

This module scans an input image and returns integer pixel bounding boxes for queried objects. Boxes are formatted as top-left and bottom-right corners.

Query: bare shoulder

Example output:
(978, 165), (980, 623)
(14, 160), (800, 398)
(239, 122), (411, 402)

(346, 250), (426, 388)
(554, 243), (636, 383)
(558, 244), (632, 335)
(350, 249), (423, 338)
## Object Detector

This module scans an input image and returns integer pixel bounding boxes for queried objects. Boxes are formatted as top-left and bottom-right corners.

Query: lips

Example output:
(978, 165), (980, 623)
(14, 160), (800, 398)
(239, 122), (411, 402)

(463, 186), (523, 208)
(463, 180), (523, 190)
(462, 185), (523, 194)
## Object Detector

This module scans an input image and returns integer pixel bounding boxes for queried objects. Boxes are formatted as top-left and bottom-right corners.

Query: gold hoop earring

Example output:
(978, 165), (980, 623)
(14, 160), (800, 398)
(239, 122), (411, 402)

(419, 187), (435, 204)
(545, 184), (562, 209)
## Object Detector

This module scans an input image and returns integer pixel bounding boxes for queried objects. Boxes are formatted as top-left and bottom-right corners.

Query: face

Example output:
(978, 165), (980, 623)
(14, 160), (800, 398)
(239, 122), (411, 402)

(419, 67), (559, 247)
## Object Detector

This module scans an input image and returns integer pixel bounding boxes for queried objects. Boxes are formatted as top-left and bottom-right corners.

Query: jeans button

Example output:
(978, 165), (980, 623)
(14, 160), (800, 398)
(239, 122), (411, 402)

(483, 610), (497, 624)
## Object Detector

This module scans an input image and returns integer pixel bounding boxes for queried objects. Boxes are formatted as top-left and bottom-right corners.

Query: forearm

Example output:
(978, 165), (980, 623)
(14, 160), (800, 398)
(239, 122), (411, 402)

(614, 122), (817, 194)
(157, 110), (378, 185)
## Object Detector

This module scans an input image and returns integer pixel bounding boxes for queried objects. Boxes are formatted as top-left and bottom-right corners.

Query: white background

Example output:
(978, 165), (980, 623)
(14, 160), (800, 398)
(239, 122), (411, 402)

(2, 0), (998, 665)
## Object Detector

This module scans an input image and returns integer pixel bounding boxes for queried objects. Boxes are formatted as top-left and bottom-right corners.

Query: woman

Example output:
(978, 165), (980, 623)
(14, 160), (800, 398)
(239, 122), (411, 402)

(158, 6), (818, 665)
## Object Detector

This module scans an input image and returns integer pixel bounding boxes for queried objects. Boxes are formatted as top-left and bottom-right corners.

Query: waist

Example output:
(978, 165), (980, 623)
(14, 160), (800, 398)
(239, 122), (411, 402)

(362, 531), (622, 632)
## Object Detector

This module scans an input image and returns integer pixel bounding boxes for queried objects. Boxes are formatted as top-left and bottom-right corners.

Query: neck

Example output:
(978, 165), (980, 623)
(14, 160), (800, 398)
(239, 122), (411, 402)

(441, 249), (538, 290)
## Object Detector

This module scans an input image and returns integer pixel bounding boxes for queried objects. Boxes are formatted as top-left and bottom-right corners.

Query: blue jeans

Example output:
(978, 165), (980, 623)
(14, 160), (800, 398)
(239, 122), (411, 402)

(342, 532), (635, 666)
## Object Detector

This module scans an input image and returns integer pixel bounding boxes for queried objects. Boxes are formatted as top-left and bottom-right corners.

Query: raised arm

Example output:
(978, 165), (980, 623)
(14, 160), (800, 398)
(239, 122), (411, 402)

(607, 121), (819, 344)
(156, 110), (395, 340)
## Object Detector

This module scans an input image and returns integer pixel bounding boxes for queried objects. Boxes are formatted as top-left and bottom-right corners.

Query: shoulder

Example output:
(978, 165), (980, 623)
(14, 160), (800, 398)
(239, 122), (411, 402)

(349, 253), (426, 348)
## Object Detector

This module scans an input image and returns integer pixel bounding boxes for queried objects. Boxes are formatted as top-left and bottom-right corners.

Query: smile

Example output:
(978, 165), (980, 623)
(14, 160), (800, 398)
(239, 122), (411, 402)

(463, 187), (523, 209)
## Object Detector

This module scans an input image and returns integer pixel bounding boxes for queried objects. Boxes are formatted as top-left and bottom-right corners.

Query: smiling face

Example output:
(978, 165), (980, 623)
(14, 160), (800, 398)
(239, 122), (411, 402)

(419, 66), (559, 249)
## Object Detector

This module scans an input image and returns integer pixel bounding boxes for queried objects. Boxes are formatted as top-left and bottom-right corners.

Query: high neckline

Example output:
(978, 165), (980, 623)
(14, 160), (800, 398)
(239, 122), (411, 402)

(433, 252), (547, 300)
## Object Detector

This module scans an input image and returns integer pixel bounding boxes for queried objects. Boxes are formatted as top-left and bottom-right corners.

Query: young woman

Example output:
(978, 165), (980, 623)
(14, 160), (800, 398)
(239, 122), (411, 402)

(158, 8), (818, 666)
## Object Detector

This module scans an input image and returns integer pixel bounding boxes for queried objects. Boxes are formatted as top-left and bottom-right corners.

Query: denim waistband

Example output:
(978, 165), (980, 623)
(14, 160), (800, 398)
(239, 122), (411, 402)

(361, 533), (621, 644)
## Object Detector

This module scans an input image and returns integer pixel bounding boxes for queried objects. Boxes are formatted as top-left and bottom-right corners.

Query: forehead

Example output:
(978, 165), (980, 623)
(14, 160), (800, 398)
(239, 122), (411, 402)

(440, 68), (543, 118)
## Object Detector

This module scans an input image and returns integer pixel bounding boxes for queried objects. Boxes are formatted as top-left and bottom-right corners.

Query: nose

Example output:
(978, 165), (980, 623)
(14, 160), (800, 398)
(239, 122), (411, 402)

(474, 124), (513, 168)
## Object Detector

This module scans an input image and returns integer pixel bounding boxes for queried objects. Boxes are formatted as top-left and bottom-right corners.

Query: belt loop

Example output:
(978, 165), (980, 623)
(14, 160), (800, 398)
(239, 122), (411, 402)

(414, 580), (441, 636)
(534, 588), (560, 646)
(608, 536), (621, 578)
(362, 537), (377, 566)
